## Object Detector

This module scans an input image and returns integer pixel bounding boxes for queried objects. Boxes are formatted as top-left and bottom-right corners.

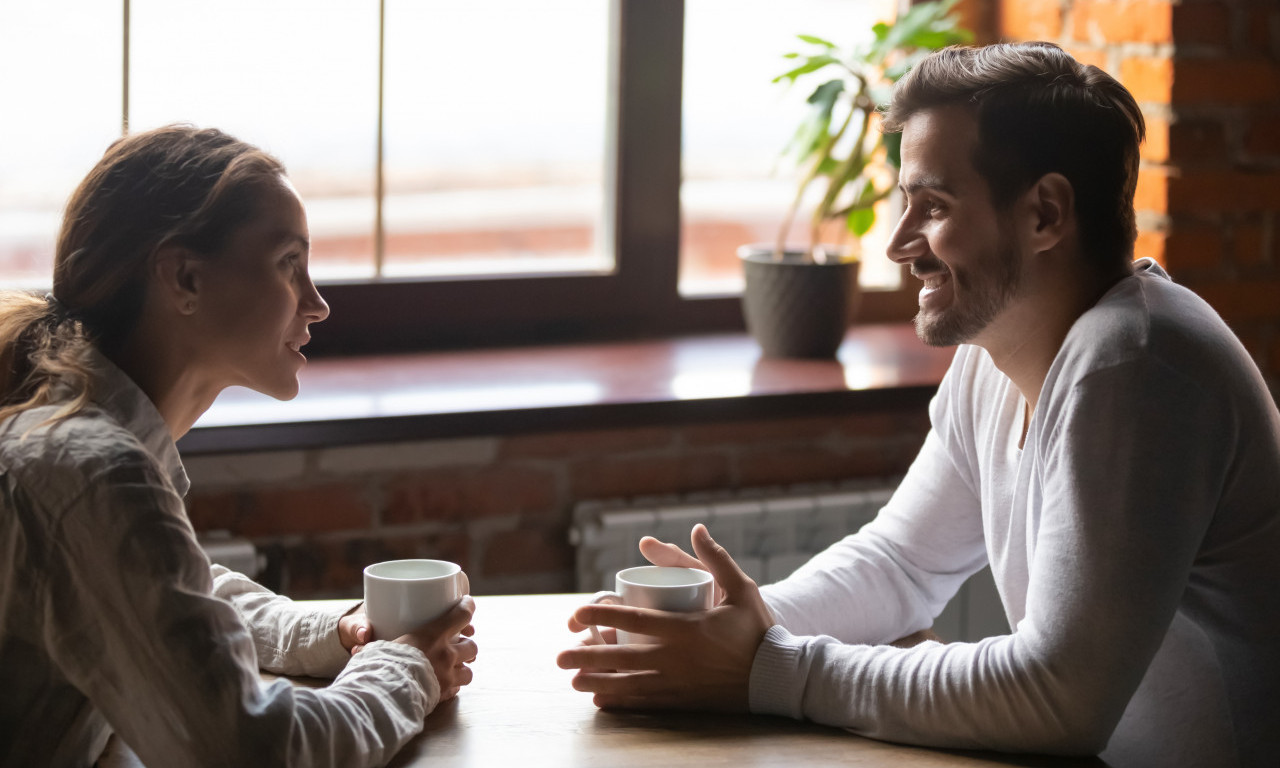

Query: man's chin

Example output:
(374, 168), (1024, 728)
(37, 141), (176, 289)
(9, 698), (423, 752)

(914, 311), (964, 348)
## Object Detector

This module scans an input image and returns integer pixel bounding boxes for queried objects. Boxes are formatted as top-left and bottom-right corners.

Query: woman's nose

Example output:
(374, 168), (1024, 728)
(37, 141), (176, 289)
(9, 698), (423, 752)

(302, 277), (330, 323)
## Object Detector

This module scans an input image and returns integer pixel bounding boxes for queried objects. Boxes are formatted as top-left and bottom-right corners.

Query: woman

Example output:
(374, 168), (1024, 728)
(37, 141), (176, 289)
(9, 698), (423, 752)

(0, 125), (477, 767)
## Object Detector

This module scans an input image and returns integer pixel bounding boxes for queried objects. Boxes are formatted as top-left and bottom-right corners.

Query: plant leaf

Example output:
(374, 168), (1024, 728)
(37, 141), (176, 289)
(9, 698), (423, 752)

(848, 205), (876, 237)
(796, 33), (837, 48)
(846, 180), (880, 236)
(772, 55), (839, 84)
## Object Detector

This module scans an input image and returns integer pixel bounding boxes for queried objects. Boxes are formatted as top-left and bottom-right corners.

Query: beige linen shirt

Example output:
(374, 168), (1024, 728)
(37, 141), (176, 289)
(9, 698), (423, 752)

(0, 353), (439, 767)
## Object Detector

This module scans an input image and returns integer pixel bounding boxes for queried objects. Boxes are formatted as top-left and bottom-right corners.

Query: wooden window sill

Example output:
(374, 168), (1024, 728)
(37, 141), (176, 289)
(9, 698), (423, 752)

(177, 323), (954, 456)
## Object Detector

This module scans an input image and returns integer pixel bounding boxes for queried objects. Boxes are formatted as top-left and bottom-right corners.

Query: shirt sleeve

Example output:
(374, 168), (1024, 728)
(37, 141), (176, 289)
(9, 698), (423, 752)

(759, 352), (988, 646)
(211, 565), (360, 679)
(750, 357), (1222, 756)
(38, 453), (440, 768)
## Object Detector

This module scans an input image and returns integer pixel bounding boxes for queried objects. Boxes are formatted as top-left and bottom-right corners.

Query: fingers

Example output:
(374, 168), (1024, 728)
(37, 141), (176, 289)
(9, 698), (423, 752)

(638, 536), (703, 570)
(557, 642), (664, 672)
(453, 636), (479, 665)
(690, 524), (753, 599)
(431, 595), (476, 637)
(570, 603), (682, 640)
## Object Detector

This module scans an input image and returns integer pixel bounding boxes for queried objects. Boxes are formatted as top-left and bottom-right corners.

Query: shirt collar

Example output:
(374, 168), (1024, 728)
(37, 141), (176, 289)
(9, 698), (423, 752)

(88, 349), (191, 498)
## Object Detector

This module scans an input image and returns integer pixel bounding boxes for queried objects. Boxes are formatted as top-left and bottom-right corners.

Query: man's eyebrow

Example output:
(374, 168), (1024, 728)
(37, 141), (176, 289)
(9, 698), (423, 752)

(900, 175), (954, 196)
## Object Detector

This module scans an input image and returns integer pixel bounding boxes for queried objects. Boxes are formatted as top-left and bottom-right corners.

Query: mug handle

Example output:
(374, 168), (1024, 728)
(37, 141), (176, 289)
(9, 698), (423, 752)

(586, 590), (623, 644)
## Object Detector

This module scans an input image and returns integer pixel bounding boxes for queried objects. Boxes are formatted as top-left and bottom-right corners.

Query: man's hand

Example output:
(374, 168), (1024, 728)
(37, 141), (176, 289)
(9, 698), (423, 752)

(353, 597), (479, 702)
(556, 524), (775, 712)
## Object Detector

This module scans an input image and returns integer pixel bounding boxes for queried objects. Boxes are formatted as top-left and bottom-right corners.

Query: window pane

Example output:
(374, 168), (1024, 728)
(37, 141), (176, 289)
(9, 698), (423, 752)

(382, 0), (609, 279)
(130, 0), (380, 281)
(680, 0), (901, 296)
(0, 1), (121, 289)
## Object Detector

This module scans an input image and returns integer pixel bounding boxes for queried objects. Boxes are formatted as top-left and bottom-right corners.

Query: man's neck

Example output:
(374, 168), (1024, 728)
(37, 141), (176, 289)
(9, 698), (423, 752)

(977, 259), (1133, 420)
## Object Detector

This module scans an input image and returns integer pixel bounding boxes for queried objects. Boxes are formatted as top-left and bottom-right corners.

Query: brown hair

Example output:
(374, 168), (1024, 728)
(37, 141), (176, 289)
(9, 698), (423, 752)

(0, 125), (285, 425)
(882, 42), (1145, 269)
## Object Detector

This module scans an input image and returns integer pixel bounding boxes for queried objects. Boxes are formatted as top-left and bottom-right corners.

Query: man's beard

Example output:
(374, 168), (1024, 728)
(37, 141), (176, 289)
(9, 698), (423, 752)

(913, 240), (1021, 348)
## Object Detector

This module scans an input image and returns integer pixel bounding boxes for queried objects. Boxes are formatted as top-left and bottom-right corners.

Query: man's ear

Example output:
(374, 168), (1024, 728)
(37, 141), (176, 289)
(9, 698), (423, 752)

(151, 242), (202, 316)
(1025, 172), (1075, 255)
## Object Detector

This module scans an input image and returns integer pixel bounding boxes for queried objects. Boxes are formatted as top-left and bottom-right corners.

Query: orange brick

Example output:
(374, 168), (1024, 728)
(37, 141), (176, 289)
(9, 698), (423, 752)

(1173, 58), (1280, 105)
(1134, 229), (1167, 267)
(1181, 279), (1280, 323)
(1232, 222), (1271, 268)
(999, 0), (1063, 41)
(1142, 116), (1170, 163)
(1162, 225), (1223, 271)
(1270, 331), (1280, 379)
(1120, 56), (1174, 103)
(1169, 119), (1228, 163)
(1073, 0), (1173, 45)
(569, 452), (731, 500)
(1246, 6), (1277, 55)
(1167, 169), (1280, 214)
(952, 0), (996, 44)
(738, 443), (913, 486)
(1135, 166), (1169, 212)
(239, 483), (372, 537)
(481, 526), (575, 579)
(1244, 113), (1280, 157)
(384, 466), (559, 524)
(186, 491), (244, 533)
(1172, 1), (1232, 48)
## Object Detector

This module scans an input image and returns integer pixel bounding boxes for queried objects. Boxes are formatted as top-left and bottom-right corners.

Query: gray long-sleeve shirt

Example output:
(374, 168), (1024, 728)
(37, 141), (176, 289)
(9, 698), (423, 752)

(752, 260), (1280, 767)
(0, 353), (438, 767)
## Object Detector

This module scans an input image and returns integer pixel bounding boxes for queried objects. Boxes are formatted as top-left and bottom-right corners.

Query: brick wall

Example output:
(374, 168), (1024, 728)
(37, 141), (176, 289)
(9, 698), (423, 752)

(992, 0), (1280, 398)
(186, 408), (931, 599)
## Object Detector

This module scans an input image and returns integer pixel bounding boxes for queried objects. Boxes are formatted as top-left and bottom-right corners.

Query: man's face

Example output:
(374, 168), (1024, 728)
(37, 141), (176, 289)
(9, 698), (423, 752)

(887, 105), (1022, 348)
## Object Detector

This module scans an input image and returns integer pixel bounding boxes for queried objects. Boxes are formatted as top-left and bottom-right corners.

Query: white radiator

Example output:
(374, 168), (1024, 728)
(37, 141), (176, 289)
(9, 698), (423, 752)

(569, 479), (1009, 642)
(198, 531), (265, 578)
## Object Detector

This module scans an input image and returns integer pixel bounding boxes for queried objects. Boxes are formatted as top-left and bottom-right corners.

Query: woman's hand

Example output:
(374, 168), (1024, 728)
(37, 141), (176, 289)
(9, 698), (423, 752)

(338, 604), (371, 652)
(387, 597), (479, 701)
(347, 597), (478, 701)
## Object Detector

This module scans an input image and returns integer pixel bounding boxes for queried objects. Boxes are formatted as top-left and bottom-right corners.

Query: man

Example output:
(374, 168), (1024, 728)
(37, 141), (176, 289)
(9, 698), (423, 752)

(557, 42), (1280, 767)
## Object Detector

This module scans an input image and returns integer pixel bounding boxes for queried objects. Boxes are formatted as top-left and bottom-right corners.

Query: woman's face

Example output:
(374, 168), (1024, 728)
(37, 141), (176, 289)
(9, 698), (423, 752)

(193, 177), (329, 400)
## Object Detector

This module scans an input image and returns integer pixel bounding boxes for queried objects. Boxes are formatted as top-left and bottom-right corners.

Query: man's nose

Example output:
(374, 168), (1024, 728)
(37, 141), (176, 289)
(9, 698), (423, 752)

(886, 212), (925, 265)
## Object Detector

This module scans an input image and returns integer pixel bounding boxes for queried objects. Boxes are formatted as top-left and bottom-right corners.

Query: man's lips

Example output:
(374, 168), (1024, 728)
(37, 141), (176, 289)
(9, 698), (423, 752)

(913, 269), (951, 307)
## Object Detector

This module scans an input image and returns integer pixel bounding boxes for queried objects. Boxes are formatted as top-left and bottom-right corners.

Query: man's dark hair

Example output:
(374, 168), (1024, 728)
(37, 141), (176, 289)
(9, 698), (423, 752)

(883, 42), (1146, 270)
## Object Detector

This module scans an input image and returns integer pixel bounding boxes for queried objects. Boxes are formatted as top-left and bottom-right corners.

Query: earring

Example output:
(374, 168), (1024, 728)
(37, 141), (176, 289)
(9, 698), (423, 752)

(184, 301), (196, 314)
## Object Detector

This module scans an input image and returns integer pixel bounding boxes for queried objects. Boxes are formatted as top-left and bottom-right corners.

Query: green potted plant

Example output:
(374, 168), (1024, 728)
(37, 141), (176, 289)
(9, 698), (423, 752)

(740, 0), (972, 358)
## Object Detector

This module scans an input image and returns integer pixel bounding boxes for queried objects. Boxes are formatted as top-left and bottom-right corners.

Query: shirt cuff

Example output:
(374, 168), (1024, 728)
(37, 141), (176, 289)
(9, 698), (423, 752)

(298, 599), (364, 677)
(748, 624), (809, 720)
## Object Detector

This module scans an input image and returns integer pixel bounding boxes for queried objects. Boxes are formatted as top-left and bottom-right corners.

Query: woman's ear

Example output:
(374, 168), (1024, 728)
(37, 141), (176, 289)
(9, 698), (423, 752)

(1026, 172), (1075, 256)
(151, 243), (202, 316)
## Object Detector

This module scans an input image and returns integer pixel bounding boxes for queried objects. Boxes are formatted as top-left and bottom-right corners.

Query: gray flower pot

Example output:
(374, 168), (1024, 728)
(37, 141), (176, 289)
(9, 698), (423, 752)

(739, 244), (861, 359)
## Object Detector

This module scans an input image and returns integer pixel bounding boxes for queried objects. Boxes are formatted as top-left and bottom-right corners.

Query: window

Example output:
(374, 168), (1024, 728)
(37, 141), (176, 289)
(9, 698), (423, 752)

(680, 0), (903, 296)
(0, 0), (913, 355)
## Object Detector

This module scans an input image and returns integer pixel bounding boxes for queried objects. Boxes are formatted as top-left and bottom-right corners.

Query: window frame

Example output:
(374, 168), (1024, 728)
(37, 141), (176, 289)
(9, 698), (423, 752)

(14, 0), (914, 356)
(311, 0), (915, 356)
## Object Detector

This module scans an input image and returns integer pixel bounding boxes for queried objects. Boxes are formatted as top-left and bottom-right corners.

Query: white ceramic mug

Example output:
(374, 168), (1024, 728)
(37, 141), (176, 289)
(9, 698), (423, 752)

(363, 559), (469, 641)
(587, 565), (715, 644)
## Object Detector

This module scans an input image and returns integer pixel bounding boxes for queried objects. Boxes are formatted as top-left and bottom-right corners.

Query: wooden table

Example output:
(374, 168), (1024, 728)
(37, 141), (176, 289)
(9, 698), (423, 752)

(104, 594), (1107, 767)
(392, 594), (1103, 768)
